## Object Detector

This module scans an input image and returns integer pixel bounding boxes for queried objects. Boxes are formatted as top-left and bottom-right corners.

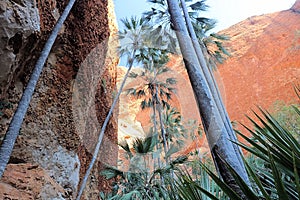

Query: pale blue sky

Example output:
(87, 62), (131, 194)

(114, 0), (296, 32)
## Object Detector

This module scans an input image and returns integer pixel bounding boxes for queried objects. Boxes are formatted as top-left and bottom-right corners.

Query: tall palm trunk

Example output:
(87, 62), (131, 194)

(180, 0), (249, 183)
(76, 50), (136, 200)
(154, 85), (170, 164)
(153, 67), (169, 164)
(0, 0), (77, 178)
(151, 95), (162, 169)
(166, 0), (249, 196)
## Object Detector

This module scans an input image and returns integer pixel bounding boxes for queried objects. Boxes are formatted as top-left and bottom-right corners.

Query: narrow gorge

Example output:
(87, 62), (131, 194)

(0, 0), (299, 199)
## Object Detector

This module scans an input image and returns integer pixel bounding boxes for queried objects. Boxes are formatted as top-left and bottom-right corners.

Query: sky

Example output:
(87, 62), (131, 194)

(114, 0), (296, 32)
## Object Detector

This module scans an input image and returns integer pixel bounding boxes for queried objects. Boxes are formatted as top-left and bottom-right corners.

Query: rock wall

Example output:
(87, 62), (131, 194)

(0, 0), (119, 199)
(0, 0), (40, 98)
(217, 0), (300, 129)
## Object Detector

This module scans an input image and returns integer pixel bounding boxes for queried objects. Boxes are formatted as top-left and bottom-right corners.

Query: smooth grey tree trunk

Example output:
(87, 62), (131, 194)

(166, 0), (249, 196)
(179, 0), (246, 173)
(0, 0), (77, 178)
(180, 0), (249, 184)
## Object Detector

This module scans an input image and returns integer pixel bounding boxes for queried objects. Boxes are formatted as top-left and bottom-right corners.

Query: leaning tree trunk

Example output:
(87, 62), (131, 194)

(166, 0), (249, 196)
(180, 0), (249, 183)
(0, 0), (77, 178)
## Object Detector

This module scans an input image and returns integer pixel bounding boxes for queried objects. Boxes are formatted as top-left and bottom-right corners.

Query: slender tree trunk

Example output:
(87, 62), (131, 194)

(152, 95), (162, 170)
(179, 0), (246, 176)
(155, 86), (169, 164)
(0, 0), (77, 178)
(76, 50), (136, 200)
(166, 0), (249, 196)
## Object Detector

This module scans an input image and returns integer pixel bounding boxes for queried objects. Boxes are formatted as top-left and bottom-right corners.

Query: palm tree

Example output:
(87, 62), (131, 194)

(162, 107), (189, 159)
(76, 17), (151, 200)
(181, 0), (230, 67)
(143, 0), (178, 53)
(0, 0), (77, 178)
(182, 107), (300, 200)
(126, 48), (177, 164)
(119, 134), (156, 176)
(165, 0), (250, 196)
(144, 0), (230, 65)
(101, 104), (300, 200)
(163, 107), (185, 146)
(100, 135), (161, 199)
(144, 1), (247, 184)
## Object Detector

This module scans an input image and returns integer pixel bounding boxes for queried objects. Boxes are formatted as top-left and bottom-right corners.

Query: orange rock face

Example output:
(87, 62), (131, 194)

(0, 164), (65, 199)
(217, 1), (300, 130)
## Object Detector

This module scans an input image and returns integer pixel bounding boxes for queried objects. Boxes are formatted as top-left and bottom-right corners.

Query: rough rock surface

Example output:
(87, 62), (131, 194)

(0, 163), (65, 199)
(0, 0), (40, 98)
(217, 0), (300, 129)
(0, 0), (119, 199)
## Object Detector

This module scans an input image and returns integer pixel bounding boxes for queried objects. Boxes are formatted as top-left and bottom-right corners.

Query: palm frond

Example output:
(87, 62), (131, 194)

(234, 106), (300, 199)
(189, 1), (209, 11)
(132, 135), (155, 154)
(128, 72), (138, 78)
(100, 165), (124, 180)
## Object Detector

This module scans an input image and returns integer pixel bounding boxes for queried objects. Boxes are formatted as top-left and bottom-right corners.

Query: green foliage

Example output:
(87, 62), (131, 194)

(170, 107), (300, 200)
(133, 136), (156, 154)
(100, 138), (188, 199)
(143, 0), (178, 53)
(189, 1), (209, 11)
(144, 0), (230, 70)
(103, 105), (300, 199)
(111, 1), (299, 199)
(125, 48), (177, 111)
(235, 107), (300, 199)
(118, 16), (152, 65)
(163, 107), (187, 152)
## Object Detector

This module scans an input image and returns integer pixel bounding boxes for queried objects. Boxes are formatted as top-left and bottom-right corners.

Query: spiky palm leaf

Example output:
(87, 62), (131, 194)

(118, 16), (152, 62)
(132, 135), (156, 154)
(234, 107), (300, 199)
(161, 103), (300, 200)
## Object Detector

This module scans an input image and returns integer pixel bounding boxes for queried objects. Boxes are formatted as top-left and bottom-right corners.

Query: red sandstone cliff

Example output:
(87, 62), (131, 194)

(217, 0), (300, 128)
